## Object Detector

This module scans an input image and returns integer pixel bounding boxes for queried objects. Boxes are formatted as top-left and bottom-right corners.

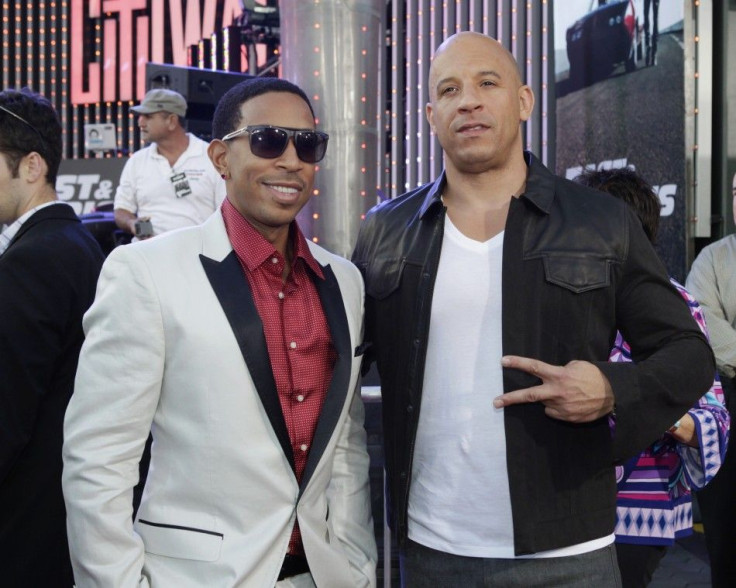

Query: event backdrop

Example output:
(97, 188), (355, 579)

(554, 0), (686, 281)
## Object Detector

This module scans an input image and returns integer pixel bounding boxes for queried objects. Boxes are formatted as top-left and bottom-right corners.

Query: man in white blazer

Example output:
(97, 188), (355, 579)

(63, 77), (377, 587)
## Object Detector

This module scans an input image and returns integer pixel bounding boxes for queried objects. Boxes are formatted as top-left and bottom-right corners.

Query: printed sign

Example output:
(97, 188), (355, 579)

(554, 0), (687, 280)
(56, 158), (127, 216)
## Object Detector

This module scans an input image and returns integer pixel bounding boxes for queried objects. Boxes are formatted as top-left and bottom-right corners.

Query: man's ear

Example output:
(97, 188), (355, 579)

(22, 152), (48, 183)
(518, 85), (535, 122)
(426, 102), (435, 133)
(208, 139), (228, 175)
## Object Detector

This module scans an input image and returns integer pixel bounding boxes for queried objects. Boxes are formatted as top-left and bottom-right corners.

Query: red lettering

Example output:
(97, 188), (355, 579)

(103, 19), (117, 102)
(71, 0), (101, 104)
(151, 0), (165, 64)
(168, 0), (197, 66)
(202, 0), (219, 39)
(72, 0), (247, 105)
(137, 16), (150, 98)
(222, 0), (244, 27)
(102, 0), (147, 101)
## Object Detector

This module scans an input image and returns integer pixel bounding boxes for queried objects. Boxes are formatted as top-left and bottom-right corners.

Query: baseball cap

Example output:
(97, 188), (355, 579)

(131, 89), (187, 117)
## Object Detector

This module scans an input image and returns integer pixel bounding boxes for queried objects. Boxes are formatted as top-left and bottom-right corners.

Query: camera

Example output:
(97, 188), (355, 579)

(134, 219), (154, 239)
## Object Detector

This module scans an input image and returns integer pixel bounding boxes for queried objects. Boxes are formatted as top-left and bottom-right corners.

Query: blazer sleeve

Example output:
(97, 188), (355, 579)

(62, 245), (162, 587)
(0, 244), (73, 481)
(325, 265), (378, 587)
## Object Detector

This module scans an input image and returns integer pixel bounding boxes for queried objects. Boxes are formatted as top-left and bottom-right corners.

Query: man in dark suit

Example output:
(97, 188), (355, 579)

(0, 88), (105, 586)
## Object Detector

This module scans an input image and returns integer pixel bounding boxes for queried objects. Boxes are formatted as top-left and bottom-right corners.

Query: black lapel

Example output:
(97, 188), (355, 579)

(299, 263), (352, 495)
(199, 251), (295, 472)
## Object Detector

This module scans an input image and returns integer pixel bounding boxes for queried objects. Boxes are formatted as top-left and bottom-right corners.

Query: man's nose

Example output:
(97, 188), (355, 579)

(275, 139), (304, 169)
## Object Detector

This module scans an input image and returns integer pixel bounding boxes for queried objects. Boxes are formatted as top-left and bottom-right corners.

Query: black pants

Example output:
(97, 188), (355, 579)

(401, 539), (621, 587)
(695, 372), (736, 587)
(615, 543), (667, 588)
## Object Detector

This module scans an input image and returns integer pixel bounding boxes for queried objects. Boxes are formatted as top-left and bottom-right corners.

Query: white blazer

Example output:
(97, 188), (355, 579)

(62, 210), (377, 587)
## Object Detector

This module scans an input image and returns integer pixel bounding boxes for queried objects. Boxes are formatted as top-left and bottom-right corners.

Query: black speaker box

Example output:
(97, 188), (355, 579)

(146, 62), (253, 105)
(145, 62), (253, 140)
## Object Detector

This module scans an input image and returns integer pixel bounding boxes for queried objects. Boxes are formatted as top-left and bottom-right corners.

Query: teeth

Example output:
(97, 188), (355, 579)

(270, 185), (298, 194)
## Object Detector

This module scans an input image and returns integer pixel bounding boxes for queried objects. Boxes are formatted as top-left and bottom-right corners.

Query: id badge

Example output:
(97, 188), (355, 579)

(170, 172), (192, 198)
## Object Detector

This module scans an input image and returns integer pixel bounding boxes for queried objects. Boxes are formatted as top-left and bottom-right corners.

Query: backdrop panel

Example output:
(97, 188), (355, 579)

(553, 0), (686, 281)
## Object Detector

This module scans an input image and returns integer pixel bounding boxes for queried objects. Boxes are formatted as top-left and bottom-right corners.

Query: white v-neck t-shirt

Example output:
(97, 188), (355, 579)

(408, 216), (512, 556)
(407, 215), (613, 558)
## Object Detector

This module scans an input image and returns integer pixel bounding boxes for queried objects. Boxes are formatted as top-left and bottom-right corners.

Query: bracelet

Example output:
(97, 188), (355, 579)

(667, 419), (682, 434)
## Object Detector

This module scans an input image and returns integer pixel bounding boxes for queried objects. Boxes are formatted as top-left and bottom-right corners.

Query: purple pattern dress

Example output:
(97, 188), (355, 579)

(610, 279), (730, 545)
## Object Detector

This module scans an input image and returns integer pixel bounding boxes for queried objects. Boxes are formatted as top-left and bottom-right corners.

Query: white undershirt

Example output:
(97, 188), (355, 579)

(407, 215), (613, 558)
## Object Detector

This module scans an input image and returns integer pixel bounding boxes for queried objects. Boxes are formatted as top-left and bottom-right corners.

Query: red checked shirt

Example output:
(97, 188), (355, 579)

(221, 199), (336, 556)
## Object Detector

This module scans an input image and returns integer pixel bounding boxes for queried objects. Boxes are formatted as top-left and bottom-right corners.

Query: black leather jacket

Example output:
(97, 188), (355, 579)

(352, 152), (714, 555)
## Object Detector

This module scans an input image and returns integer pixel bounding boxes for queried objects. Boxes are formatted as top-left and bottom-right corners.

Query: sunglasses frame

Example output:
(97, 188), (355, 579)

(221, 124), (329, 163)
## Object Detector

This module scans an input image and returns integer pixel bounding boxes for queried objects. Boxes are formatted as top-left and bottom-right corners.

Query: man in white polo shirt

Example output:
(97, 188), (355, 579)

(114, 88), (225, 240)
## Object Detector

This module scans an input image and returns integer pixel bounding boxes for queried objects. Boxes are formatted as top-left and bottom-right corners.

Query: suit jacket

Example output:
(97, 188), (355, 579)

(0, 203), (104, 587)
(62, 210), (377, 587)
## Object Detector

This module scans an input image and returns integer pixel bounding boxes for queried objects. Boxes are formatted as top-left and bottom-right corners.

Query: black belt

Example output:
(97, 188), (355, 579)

(278, 554), (310, 581)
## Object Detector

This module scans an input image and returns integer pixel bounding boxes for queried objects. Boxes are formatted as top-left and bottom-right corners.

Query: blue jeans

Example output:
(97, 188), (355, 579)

(400, 539), (622, 587)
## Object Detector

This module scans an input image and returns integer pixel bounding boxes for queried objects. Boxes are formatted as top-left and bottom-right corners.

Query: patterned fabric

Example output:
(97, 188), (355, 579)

(611, 278), (730, 545)
(222, 198), (336, 555)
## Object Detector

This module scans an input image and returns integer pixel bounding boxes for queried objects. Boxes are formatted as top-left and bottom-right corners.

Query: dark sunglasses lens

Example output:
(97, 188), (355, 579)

(250, 128), (289, 159)
(295, 132), (328, 163)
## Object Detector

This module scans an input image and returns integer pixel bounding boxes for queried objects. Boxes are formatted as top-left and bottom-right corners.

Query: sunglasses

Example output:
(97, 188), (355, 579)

(222, 125), (329, 164)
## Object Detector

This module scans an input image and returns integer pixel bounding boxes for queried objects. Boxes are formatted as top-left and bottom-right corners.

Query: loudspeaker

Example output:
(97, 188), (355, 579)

(187, 118), (215, 143)
(146, 62), (253, 106)
(145, 63), (253, 140)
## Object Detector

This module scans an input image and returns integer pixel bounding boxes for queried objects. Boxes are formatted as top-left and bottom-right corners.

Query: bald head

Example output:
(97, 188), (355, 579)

(429, 32), (523, 101)
(424, 30), (534, 176)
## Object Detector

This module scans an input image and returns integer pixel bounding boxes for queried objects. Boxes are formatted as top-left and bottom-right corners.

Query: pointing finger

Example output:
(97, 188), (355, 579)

(493, 386), (550, 409)
(501, 355), (562, 380)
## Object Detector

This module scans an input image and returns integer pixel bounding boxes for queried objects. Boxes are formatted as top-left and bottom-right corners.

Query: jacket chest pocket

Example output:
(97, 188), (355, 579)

(363, 257), (405, 300)
(542, 255), (611, 294)
(360, 257), (425, 369)
(536, 254), (616, 360)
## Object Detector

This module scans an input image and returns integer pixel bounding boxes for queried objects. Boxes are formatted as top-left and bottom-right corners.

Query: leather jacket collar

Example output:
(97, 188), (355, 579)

(417, 151), (556, 220)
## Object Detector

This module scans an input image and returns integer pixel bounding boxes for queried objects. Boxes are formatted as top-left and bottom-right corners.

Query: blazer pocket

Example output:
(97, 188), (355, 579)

(136, 519), (223, 562)
(542, 255), (610, 294)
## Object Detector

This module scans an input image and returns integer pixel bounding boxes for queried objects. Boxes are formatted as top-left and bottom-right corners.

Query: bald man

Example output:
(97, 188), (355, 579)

(352, 32), (714, 586)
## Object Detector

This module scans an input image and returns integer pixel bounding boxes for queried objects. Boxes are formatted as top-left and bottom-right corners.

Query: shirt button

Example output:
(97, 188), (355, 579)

(271, 257), (278, 264)
(278, 292), (284, 300)
(300, 444), (308, 452)
(297, 394), (305, 402)
(290, 341), (297, 349)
